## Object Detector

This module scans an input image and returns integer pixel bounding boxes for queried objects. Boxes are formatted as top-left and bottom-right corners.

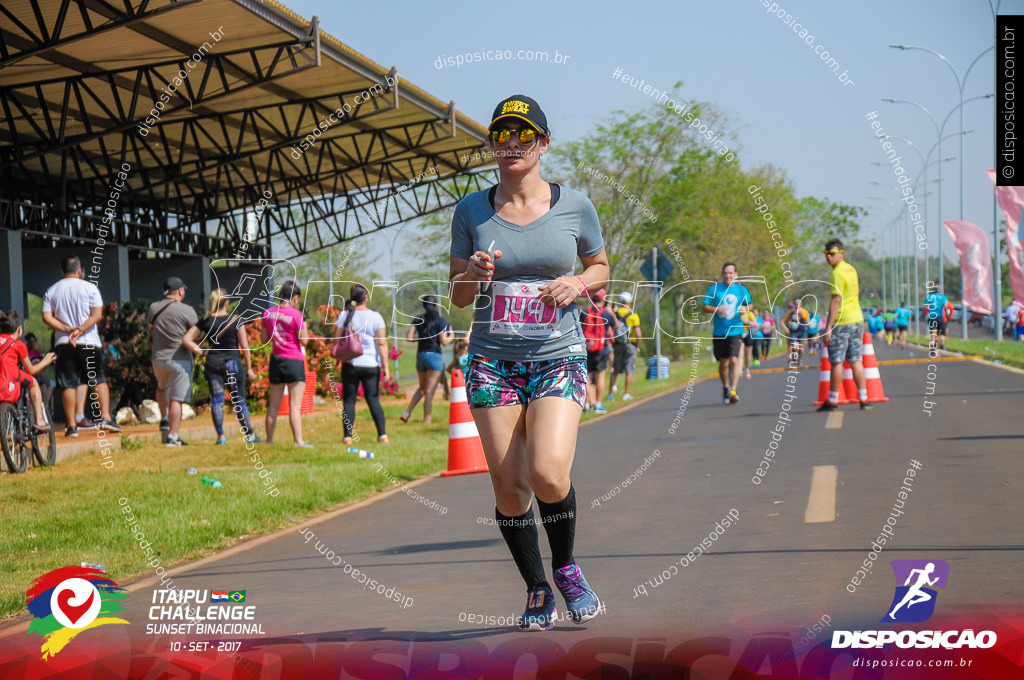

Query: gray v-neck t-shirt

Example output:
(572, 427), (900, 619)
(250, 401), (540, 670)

(450, 185), (605, 362)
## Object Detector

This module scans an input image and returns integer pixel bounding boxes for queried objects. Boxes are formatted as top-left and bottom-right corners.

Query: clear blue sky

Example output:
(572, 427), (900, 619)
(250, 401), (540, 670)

(282, 0), (1023, 278)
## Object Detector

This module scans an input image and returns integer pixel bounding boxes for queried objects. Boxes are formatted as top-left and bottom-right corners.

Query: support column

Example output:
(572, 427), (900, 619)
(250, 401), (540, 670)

(0, 231), (25, 316)
(116, 245), (131, 303)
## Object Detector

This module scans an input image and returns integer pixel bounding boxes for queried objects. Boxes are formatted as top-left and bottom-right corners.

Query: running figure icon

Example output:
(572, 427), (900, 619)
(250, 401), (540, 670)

(887, 562), (939, 620)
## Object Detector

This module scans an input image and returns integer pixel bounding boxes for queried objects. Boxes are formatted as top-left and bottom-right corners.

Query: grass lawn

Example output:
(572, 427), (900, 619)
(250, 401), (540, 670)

(907, 334), (1024, 370)
(0, 345), (735, 620)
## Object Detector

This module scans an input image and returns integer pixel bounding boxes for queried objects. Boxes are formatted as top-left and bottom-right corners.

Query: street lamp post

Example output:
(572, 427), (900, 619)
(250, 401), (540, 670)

(890, 43), (994, 338)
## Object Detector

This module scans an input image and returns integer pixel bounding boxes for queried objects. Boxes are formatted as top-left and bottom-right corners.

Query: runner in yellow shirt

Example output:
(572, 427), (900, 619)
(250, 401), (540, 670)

(818, 239), (872, 411)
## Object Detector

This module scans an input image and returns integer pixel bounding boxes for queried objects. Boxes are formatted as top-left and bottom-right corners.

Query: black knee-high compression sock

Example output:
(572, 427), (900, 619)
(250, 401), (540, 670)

(495, 506), (549, 590)
(536, 485), (577, 570)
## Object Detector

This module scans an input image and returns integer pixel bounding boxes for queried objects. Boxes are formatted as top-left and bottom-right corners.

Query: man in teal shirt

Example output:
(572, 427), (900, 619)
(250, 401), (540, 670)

(702, 262), (751, 405)
(894, 302), (911, 348)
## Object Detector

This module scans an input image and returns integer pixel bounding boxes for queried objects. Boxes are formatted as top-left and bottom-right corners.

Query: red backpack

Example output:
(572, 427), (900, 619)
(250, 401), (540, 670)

(582, 306), (608, 352)
(0, 336), (23, 404)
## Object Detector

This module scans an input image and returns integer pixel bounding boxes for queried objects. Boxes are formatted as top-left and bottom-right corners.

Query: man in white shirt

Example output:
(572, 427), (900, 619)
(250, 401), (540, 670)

(42, 255), (121, 436)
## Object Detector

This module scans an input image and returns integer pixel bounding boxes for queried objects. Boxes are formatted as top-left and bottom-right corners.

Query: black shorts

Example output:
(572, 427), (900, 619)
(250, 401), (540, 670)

(55, 344), (105, 390)
(741, 334), (754, 347)
(927, 318), (948, 333)
(269, 355), (306, 384)
(586, 350), (610, 375)
(897, 325), (908, 332)
(712, 336), (742, 360)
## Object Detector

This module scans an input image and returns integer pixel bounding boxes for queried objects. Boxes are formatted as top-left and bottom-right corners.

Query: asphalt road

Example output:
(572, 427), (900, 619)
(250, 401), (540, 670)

(4, 340), (1022, 677)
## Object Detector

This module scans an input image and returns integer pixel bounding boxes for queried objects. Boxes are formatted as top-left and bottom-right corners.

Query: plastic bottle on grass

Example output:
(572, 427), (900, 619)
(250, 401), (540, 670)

(347, 446), (374, 459)
(202, 476), (224, 488)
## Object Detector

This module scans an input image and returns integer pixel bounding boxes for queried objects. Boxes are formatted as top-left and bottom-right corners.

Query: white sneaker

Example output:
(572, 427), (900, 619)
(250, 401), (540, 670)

(622, 393), (634, 401)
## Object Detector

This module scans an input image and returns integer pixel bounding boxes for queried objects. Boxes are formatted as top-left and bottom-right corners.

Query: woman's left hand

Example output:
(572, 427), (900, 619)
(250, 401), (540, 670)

(537, 278), (582, 308)
(247, 368), (257, 381)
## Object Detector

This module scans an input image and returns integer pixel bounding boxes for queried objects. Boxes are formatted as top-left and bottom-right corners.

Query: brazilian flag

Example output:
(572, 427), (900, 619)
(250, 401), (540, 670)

(228, 591), (246, 603)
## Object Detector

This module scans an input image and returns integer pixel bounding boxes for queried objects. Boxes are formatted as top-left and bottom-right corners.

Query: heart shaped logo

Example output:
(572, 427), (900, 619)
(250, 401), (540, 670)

(56, 588), (95, 625)
(49, 578), (101, 629)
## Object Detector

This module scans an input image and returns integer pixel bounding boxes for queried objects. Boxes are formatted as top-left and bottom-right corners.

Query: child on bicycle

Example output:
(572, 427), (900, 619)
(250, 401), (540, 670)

(0, 310), (56, 430)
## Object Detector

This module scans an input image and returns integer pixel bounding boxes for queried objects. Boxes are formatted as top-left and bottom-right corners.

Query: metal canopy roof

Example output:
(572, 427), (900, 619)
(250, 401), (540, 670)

(0, 0), (495, 259)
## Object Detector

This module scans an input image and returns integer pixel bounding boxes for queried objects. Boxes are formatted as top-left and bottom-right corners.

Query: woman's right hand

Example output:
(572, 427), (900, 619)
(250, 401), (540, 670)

(381, 366), (392, 383)
(464, 250), (501, 282)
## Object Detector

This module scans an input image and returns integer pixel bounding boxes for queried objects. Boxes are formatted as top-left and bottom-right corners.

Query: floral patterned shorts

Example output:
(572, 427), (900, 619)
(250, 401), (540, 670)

(465, 354), (587, 408)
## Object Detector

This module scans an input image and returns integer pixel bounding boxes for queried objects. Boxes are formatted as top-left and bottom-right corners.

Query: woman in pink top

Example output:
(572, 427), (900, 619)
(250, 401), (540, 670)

(260, 280), (311, 448)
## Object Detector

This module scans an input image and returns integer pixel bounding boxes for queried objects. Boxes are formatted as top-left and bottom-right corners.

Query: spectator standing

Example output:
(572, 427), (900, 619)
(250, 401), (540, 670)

(336, 283), (390, 445)
(609, 291), (641, 401)
(759, 312), (774, 359)
(148, 277), (201, 446)
(184, 289), (260, 445)
(261, 280), (311, 448)
(582, 289), (615, 414)
(818, 239), (871, 411)
(42, 254), (121, 435)
(400, 295), (454, 425)
(1002, 300), (1020, 340)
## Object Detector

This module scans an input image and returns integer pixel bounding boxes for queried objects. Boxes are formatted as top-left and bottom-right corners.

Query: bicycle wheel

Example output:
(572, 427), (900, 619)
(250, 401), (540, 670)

(0, 403), (28, 473)
(30, 405), (57, 467)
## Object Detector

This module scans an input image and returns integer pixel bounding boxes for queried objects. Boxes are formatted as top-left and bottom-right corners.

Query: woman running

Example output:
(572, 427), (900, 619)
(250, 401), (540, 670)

(261, 280), (311, 448)
(400, 295), (454, 424)
(184, 289), (260, 445)
(450, 95), (609, 630)
(336, 283), (390, 445)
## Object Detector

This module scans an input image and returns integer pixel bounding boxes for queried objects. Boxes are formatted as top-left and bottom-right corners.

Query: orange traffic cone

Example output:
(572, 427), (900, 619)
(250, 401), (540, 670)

(278, 384), (290, 416)
(441, 368), (489, 476)
(814, 345), (849, 406)
(277, 371), (316, 415)
(860, 332), (889, 403)
(841, 333), (890, 403)
(841, 361), (858, 402)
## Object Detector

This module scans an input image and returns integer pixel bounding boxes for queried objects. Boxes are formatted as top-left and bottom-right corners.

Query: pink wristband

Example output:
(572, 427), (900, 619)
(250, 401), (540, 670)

(575, 275), (588, 297)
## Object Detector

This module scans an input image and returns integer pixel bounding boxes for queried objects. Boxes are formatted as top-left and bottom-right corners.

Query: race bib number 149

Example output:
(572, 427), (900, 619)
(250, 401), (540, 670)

(489, 281), (559, 337)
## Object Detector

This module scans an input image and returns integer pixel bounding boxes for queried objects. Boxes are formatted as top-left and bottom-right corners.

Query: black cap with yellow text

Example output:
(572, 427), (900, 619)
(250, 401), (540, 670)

(489, 95), (549, 136)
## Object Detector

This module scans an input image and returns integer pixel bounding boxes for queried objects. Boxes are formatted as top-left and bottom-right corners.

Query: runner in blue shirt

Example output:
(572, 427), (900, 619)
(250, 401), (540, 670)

(925, 287), (949, 350)
(894, 302), (911, 348)
(807, 313), (821, 355)
(702, 262), (751, 405)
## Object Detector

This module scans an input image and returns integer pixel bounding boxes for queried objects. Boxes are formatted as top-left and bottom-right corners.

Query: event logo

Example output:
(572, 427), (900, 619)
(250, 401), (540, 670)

(884, 559), (948, 623)
(26, 566), (129, 659)
(833, 558), (995, 650)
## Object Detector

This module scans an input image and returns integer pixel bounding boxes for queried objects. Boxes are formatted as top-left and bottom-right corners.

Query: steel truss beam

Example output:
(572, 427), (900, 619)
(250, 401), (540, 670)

(257, 167), (499, 256)
(0, 197), (269, 258)
(3, 78), (403, 221)
(0, 32), (321, 168)
(0, 0), (202, 69)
